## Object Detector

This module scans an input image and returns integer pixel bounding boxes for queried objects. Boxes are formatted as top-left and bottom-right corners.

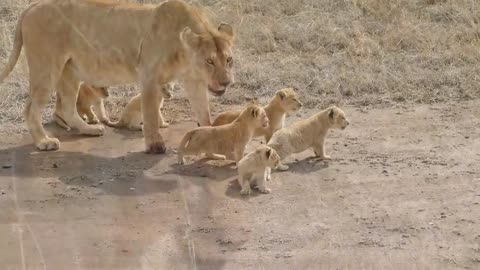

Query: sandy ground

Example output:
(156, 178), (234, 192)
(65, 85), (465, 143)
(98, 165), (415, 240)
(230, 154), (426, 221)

(0, 100), (479, 270)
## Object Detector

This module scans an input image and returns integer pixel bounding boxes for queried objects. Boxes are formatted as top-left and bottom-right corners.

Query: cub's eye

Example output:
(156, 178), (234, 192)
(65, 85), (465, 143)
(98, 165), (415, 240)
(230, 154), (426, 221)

(206, 59), (214, 65)
(226, 57), (233, 63)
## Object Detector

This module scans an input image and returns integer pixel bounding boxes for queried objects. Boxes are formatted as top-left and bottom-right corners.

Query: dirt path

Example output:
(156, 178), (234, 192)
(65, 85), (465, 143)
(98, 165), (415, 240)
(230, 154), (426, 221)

(0, 101), (479, 269)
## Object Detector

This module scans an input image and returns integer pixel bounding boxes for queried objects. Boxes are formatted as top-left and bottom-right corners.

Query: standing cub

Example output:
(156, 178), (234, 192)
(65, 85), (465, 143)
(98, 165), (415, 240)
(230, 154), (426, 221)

(177, 104), (269, 165)
(108, 82), (174, 130)
(55, 83), (111, 131)
(268, 106), (350, 171)
(212, 88), (302, 142)
(237, 145), (280, 195)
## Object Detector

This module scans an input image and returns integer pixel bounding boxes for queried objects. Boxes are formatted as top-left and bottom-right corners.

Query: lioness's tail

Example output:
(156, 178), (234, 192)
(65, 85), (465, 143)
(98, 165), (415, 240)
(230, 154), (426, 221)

(0, 2), (37, 83)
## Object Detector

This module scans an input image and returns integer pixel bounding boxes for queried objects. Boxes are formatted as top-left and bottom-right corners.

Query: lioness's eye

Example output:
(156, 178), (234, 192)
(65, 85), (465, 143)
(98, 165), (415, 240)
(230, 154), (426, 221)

(226, 57), (233, 63)
(206, 59), (214, 65)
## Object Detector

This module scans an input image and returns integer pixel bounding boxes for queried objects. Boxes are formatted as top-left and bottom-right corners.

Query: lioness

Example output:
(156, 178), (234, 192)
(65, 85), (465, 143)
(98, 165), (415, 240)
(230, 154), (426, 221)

(0, 0), (234, 152)
(177, 104), (269, 165)
(212, 88), (302, 142)
(267, 106), (350, 171)
(55, 83), (111, 131)
(108, 82), (174, 130)
(237, 145), (280, 195)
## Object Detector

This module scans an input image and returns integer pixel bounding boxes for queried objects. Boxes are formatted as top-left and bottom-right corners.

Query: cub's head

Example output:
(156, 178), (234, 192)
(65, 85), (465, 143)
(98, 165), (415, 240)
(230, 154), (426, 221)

(91, 86), (109, 99)
(327, 106), (350, 130)
(275, 88), (302, 112)
(242, 104), (269, 128)
(256, 145), (280, 167)
(160, 82), (175, 100)
(180, 23), (234, 97)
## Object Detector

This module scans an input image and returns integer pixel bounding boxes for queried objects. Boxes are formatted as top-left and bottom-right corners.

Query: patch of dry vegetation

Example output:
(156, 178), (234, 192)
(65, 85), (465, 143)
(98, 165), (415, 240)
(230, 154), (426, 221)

(1, 0), (479, 131)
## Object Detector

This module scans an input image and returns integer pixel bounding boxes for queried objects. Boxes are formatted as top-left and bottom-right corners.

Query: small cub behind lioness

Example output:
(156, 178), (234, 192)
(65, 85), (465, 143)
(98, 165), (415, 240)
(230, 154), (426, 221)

(108, 82), (174, 131)
(237, 145), (280, 195)
(55, 83), (111, 131)
(177, 104), (269, 165)
(212, 88), (302, 142)
(268, 105), (350, 171)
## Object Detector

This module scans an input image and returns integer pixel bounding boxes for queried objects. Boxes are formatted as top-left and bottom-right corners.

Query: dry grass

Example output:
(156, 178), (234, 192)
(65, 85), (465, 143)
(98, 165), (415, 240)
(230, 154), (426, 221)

(1, 0), (480, 132)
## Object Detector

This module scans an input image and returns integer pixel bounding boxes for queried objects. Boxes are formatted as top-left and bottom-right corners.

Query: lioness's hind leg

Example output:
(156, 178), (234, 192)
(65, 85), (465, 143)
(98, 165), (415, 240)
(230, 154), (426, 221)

(24, 63), (61, 150)
(56, 64), (104, 136)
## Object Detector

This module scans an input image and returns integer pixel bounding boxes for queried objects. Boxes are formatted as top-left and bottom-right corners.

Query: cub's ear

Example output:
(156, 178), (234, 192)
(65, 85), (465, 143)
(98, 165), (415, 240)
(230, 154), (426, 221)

(277, 90), (286, 100)
(328, 108), (335, 120)
(218, 23), (234, 38)
(251, 107), (259, 118)
(180, 27), (201, 48)
(265, 148), (272, 159)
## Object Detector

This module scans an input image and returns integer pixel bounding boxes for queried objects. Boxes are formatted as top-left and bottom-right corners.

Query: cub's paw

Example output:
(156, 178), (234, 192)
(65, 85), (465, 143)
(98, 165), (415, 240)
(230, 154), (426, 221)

(258, 187), (271, 194)
(36, 137), (60, 151)
(276, 163), (289, 171)
(240, 188), (251, 195)
(159, 123), (170, 128)
(82, 124), (104, 136)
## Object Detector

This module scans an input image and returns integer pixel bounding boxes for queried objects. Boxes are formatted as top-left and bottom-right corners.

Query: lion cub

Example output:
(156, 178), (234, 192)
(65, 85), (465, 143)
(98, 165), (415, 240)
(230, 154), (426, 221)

(268, 106), (350, 171)
(237, 145), (280, 195)
(177, 104), (269, 165)
(212, 88), (302, 142)
(55, 83), (111, 131)
(109, 82), (174, 130)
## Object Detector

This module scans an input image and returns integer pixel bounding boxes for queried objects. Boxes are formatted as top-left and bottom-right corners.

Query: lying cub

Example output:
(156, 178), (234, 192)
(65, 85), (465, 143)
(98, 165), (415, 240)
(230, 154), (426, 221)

(237, 145), (280, 195)
(268, 105), (350, 171)
(212, 88), (302, 142)
(55, 83), (111, 130)
(108, 82), (174, 130)
(177, 104), (269, 165)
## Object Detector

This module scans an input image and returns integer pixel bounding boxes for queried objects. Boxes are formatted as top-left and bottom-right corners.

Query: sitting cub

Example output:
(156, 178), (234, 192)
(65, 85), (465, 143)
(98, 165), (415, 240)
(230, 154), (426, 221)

(212, 88), (302, 142)
(177, 104), (269, 165)
(237, 145), (280, 195)
(55, 83), (111, 131)
(268, 106), (350, 171)
(108, 82), (174, 130)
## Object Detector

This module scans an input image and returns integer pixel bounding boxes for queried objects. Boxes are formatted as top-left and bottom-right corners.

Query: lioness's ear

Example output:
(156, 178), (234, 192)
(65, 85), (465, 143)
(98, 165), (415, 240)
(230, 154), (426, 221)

(265, 148), (272, 159)
(277, 90), (286, 100)
(328, 108), (335, 120)
(251, 107), (259, 118)
(180, 27), (201, 48)
(218, 23), (233, 38)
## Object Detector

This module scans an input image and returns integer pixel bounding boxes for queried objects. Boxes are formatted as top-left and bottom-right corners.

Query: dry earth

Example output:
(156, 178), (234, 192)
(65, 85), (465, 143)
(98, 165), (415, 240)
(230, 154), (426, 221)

(0, 101), (479, 269)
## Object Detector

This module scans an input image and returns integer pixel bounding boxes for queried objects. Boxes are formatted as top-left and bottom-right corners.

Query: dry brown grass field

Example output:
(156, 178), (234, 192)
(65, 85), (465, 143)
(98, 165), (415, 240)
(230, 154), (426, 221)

(1, 0), (479, 132)
(0, 1), (479, 269)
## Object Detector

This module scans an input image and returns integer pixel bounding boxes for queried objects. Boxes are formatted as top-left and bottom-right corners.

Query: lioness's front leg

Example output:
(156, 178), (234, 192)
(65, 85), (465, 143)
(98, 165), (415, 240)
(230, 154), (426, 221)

(184, 80), (211, 126)
(141, 81), (166, 154)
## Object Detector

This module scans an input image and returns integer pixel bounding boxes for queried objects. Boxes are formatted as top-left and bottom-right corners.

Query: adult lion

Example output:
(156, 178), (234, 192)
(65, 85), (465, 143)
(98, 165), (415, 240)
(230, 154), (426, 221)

(0, 0), (235, 153)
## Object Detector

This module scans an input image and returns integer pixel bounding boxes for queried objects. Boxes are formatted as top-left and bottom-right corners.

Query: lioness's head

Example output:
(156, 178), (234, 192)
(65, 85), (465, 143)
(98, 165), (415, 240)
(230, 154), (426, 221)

(327, 106), (350, 130)
(257, 145), (280, 168)
(160, 82), (175, 100)
(180, 23), (234, 97)
(241, 104), (269, 128)
(275, 88), (302, 112)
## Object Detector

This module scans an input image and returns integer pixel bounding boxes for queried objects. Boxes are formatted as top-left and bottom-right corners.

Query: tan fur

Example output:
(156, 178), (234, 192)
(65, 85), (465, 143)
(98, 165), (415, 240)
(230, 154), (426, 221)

(108, 82), (174, 130)
(177, 104), (269, 165)
(267, 106), (350, 171)
(212, 88), (302, 142)
(0, 0), (235, 153)
(237, 145), (280, 195)
(55, 83), (111, 131)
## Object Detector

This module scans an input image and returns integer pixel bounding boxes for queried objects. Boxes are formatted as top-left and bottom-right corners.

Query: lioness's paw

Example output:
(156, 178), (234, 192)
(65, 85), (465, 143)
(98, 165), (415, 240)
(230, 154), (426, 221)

(322, 155), (331, 160)
(159, 123), (170, 128)
(83, 124), (104, 136)
(88, 118), (100, 124)
(240, 188), (251, 195)
(177, 156), (185, 164)
(146, 142), (167, 154)
(36, 137), (60, 151)
(258, 187), (271, 194)
(206, 153), (226, 160)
